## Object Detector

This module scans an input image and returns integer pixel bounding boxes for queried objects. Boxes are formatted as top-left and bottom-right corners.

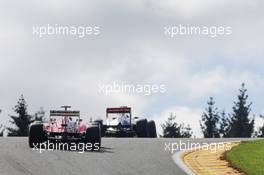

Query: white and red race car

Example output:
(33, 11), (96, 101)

(28, 106), (101, 150)
(95, 106), (157, 138)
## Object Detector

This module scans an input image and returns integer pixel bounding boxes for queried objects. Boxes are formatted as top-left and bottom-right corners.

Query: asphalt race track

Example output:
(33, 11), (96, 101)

(0, 137), (254, 175)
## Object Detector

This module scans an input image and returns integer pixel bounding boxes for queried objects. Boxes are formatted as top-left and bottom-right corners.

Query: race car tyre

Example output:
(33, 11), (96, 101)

(147, 120), (157, 138)
(101, 125), (106, 137)
(85, 125), (101, 151)
(93, 120), (106, 137)
(28, 124), (47, 148)
(136, 119), (148, 137)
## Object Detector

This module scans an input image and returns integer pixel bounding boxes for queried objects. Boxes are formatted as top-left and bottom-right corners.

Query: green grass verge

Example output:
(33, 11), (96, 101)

(225, 139), (264, 175)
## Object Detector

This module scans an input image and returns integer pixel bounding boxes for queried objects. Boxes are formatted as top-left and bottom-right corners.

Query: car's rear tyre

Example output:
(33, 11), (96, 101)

(101, 125), (106, 137)
(28, 124), (47, 148)
(85, 125), (101, 151)
(93, 120), (106, 137)
(136, 119), (148, 137)
(147, 120), (157, 138)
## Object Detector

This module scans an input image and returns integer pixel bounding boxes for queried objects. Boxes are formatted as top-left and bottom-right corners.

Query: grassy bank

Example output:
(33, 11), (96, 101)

(225, 140), (264, 175)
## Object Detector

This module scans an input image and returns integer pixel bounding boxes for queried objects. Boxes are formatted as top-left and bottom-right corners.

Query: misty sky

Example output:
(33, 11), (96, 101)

(0, 0), (264, 137)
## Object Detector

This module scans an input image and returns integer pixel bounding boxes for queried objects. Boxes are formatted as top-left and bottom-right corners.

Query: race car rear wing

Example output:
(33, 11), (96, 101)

(106, 107), (131, 114)
(106, 107), (132, 127)
(50, 110), (80, 117)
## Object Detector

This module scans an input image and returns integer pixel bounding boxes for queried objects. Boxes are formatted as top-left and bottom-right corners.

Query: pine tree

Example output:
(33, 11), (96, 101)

(219, 110), (230, 138)
(0, 124), (4, 136)
(161, 113), (192, 138)
(181, 124), (193, 138)
(0, 109), (4, 136)
(228, 83), (254, 137)
(7, 95), (33, 136)
(257, 115), (264, 137)
(200, 97), (220, 138)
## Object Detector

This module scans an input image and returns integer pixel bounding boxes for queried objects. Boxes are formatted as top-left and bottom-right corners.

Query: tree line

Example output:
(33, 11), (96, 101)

(0, 83), (263, 137)
(161, 83), (262, 138)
